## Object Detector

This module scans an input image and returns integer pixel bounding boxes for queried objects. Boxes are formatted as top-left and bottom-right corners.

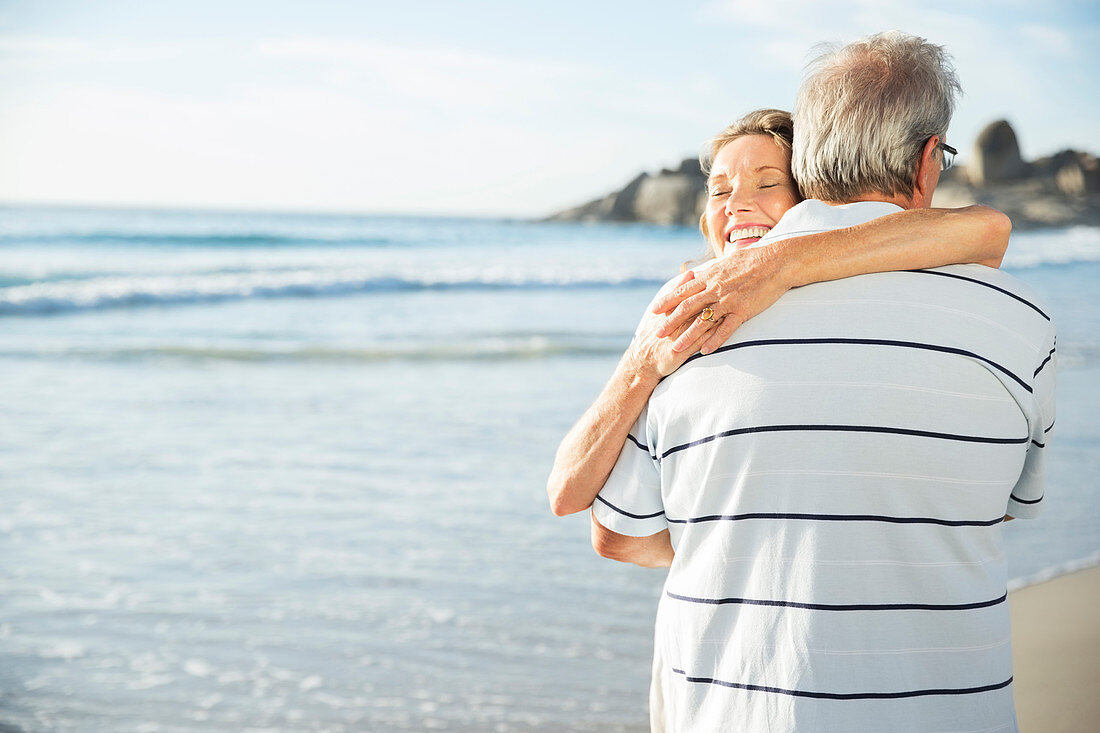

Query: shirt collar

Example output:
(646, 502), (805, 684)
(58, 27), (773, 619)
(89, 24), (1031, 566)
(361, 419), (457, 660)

(749, 199), (906, 248)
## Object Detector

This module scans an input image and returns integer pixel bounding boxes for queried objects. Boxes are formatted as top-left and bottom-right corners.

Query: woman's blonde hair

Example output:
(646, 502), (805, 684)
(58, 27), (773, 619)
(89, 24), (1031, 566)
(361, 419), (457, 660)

(696, 109), (796, 258)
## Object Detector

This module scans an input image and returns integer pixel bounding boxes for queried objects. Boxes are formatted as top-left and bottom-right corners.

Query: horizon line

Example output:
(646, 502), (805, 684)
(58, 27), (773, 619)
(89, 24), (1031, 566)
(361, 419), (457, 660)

(0, 199), (557, 222)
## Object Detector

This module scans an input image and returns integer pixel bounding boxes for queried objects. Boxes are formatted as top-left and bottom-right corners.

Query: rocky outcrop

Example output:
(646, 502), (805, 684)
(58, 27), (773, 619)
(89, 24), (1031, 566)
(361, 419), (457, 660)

(548, 121), (1100, 230)
(932, 121), (1100, 228)
(547, 159), (708, 226)
(970, 120), (1028, 185)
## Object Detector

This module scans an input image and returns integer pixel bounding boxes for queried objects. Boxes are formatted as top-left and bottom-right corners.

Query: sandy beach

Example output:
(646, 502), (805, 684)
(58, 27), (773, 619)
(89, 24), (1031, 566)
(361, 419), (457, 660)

(1011, 565), (1100, 732)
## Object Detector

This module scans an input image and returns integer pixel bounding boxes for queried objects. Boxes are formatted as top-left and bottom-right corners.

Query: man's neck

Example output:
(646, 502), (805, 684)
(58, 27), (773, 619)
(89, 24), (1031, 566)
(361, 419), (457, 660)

(822, 192), (915, 210)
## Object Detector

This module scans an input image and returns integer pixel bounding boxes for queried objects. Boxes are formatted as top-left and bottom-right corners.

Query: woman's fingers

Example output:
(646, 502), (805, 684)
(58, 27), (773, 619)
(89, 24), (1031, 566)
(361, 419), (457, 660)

(651, 274), (704, 315)
(673, 308), (743, 354)
(671, 313), (718, 352)
(699, 315), (742, 355)
(656, 289), (717, 338)
(683, 324), (715, 358)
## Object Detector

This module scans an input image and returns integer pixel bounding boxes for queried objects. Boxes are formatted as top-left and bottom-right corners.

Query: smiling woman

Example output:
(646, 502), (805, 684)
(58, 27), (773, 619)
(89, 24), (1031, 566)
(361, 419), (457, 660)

(701, 110), (801, 256)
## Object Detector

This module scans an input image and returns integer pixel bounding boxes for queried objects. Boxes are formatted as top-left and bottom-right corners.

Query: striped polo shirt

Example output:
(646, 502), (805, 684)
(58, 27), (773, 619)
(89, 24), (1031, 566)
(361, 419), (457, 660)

(594, 200), (1056, 733)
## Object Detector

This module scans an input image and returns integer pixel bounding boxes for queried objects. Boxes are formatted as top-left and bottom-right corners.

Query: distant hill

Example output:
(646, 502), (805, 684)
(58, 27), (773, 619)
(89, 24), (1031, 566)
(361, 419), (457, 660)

(547, 120), (1100, 230)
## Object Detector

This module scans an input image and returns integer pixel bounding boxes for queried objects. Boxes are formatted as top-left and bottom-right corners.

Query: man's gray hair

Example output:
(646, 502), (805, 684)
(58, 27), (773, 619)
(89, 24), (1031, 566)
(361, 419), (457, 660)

(792, 31), (962, 202)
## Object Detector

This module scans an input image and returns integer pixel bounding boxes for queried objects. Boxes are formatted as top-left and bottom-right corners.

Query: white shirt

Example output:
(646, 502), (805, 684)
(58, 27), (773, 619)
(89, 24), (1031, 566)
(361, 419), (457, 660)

(595, 200), (1056, 732)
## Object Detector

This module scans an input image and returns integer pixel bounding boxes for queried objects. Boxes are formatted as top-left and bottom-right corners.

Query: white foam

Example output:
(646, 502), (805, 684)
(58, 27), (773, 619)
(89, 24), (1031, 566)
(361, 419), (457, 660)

(0, 267), (664, 315)
(183, 659), (213, 677)
(1005, 226), (1100, 269)
(127, 674), (175, 690)
(39, 641), (85, 660)
(1007, 550), (1100, 592)
(299, 674), (323, 691)
(198, 694), (223, 710)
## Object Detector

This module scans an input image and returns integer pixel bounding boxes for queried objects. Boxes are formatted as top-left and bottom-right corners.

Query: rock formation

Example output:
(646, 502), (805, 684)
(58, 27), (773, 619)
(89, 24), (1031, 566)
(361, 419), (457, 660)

(970, 120), (1028, 185)
(932, 121), (1100, 228)
(549, 159), (707, 226)
(548, 120), (1100, 229)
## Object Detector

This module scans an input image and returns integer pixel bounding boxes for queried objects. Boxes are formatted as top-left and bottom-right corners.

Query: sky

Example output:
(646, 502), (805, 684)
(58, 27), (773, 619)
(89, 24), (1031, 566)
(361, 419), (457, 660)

(0, 0), (1098, 217)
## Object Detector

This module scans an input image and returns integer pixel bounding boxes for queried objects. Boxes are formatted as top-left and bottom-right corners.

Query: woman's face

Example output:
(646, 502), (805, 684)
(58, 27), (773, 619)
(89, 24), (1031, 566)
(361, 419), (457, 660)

(704, 134), (800, 256)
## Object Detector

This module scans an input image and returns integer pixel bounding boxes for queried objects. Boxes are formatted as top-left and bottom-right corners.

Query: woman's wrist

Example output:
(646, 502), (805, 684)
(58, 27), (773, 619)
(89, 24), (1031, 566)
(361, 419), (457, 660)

(621, 340), (664, 387)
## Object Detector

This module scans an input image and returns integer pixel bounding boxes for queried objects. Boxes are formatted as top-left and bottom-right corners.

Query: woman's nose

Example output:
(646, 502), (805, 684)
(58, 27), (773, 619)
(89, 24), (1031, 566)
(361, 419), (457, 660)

(725, 184), (755, 214)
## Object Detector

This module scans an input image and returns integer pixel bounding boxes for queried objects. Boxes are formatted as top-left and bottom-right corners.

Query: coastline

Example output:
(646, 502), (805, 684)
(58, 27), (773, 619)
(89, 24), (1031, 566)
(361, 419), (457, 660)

(1010, 563), (1100, 732)
(1008, 551), (1100, 593)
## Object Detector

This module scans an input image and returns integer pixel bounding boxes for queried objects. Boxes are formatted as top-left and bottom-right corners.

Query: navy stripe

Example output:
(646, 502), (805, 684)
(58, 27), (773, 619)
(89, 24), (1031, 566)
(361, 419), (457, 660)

(1034, 348), (1056, 377)
(908, 268), (1050, 321)
(684, 337), (1031, 394)
(669, 668), (1013, 701)
(1031, 439), (1046, 448)
(1010, 493), (1043, 505)
(1045, 421), (1055, 433)
(595, 494), (665, 520)
(661, 424), (1027, 460)
(665, 511), (1004, 528)
(665, 590), (1007, 613)
(625, 433), (652, 457)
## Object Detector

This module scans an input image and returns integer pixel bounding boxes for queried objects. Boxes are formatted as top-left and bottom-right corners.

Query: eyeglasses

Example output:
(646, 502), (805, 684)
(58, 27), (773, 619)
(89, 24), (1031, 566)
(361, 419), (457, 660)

(935, 140), (957, 171)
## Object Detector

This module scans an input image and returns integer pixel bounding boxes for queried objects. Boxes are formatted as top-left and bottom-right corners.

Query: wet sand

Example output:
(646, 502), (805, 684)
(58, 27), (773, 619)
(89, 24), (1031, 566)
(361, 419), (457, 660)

(1011, 565), (1100, 732)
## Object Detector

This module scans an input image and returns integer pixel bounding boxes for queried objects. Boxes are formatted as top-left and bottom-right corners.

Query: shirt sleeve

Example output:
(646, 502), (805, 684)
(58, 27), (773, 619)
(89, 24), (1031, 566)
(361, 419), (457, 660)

(591, 403), (667, 537)
(1007, 323), (1056, 519)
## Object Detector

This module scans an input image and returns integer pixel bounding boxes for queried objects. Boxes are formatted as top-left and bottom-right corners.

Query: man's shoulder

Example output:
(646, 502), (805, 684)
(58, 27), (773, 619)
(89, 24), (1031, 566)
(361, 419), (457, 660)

(708, 263), (1056, 366)
(793, 264), (1051, 319)
(943, 264), (1051, 316)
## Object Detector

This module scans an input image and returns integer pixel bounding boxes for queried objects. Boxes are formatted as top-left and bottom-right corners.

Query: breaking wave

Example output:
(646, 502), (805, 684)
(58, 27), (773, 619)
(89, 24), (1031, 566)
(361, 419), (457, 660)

(0, 334), (630, 363)
(0, 232), (397, 248)
(0, 270), (664, 316)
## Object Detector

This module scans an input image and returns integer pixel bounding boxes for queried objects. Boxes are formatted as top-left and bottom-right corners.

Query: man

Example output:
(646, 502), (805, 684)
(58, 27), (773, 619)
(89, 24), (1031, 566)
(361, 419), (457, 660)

(591, 32), (1055, 732)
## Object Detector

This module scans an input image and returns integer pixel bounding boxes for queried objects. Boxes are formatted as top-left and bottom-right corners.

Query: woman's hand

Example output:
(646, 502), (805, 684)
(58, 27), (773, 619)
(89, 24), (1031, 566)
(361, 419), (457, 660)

(650, 246), (792, 355)
(626, 271), (716, 379)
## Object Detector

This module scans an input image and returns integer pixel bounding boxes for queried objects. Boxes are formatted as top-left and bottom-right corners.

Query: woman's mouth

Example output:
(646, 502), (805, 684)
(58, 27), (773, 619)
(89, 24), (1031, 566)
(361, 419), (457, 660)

(727, 225), (771, 247)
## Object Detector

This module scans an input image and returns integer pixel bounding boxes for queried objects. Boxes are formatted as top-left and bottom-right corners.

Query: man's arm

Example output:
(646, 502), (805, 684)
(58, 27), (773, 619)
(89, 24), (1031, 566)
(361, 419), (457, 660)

(591, 512), (674, 568)
(1005, 319), (1057, 520)
(653, 205), (1012, 354)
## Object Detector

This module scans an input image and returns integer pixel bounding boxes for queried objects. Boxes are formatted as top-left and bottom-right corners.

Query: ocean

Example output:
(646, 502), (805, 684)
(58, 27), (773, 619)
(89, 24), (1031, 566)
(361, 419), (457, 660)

(1, 205), (1097, 732)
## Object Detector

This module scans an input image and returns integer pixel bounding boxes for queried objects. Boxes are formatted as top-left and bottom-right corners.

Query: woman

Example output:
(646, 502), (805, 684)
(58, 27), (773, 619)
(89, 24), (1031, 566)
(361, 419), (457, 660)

(547, 109), (1009, 520)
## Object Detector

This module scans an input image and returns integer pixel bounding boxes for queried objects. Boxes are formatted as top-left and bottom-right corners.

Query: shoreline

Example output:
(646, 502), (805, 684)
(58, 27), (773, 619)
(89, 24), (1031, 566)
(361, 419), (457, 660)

(1010, 564), (1100, 732)
(1008, 551), (1100, 592)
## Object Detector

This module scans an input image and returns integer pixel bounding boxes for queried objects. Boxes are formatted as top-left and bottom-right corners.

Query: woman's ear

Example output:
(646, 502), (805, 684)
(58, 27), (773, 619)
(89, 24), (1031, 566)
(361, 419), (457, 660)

(912, 136), (942, 208)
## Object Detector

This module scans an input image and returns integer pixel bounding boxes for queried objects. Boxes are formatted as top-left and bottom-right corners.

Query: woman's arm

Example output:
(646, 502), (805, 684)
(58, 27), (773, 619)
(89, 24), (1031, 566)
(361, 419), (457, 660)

(653, 205), (1011, 354)
(547, 273), (712, 516)
(547, 352), (660, 516)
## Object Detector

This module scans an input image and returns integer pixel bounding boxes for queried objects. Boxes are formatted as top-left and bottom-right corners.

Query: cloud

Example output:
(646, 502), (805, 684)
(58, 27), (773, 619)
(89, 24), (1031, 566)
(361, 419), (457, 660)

(699, 0), (885, 34)
(254, 37), (580, 113)
(0, 34), (186, 69)
(1018, 23), (1076, 58)
(0, 10), (1094, 215)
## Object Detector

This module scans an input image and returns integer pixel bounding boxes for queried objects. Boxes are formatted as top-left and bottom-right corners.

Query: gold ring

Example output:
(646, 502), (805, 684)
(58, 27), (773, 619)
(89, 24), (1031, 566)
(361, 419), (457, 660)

(700, 307), (717, 322)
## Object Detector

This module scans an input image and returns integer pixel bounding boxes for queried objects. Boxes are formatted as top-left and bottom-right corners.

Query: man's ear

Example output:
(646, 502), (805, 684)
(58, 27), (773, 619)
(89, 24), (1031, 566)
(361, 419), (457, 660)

(912, 135), (942, 208)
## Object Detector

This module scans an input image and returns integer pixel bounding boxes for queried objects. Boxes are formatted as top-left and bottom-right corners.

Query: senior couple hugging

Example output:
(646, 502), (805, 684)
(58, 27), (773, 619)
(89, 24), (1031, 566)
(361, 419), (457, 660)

(548, 31), (1055, 733)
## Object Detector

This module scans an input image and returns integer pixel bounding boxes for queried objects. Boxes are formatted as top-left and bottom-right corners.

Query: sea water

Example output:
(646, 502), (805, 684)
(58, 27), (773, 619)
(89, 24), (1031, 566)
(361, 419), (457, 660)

(1, 205), (1097, 731)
